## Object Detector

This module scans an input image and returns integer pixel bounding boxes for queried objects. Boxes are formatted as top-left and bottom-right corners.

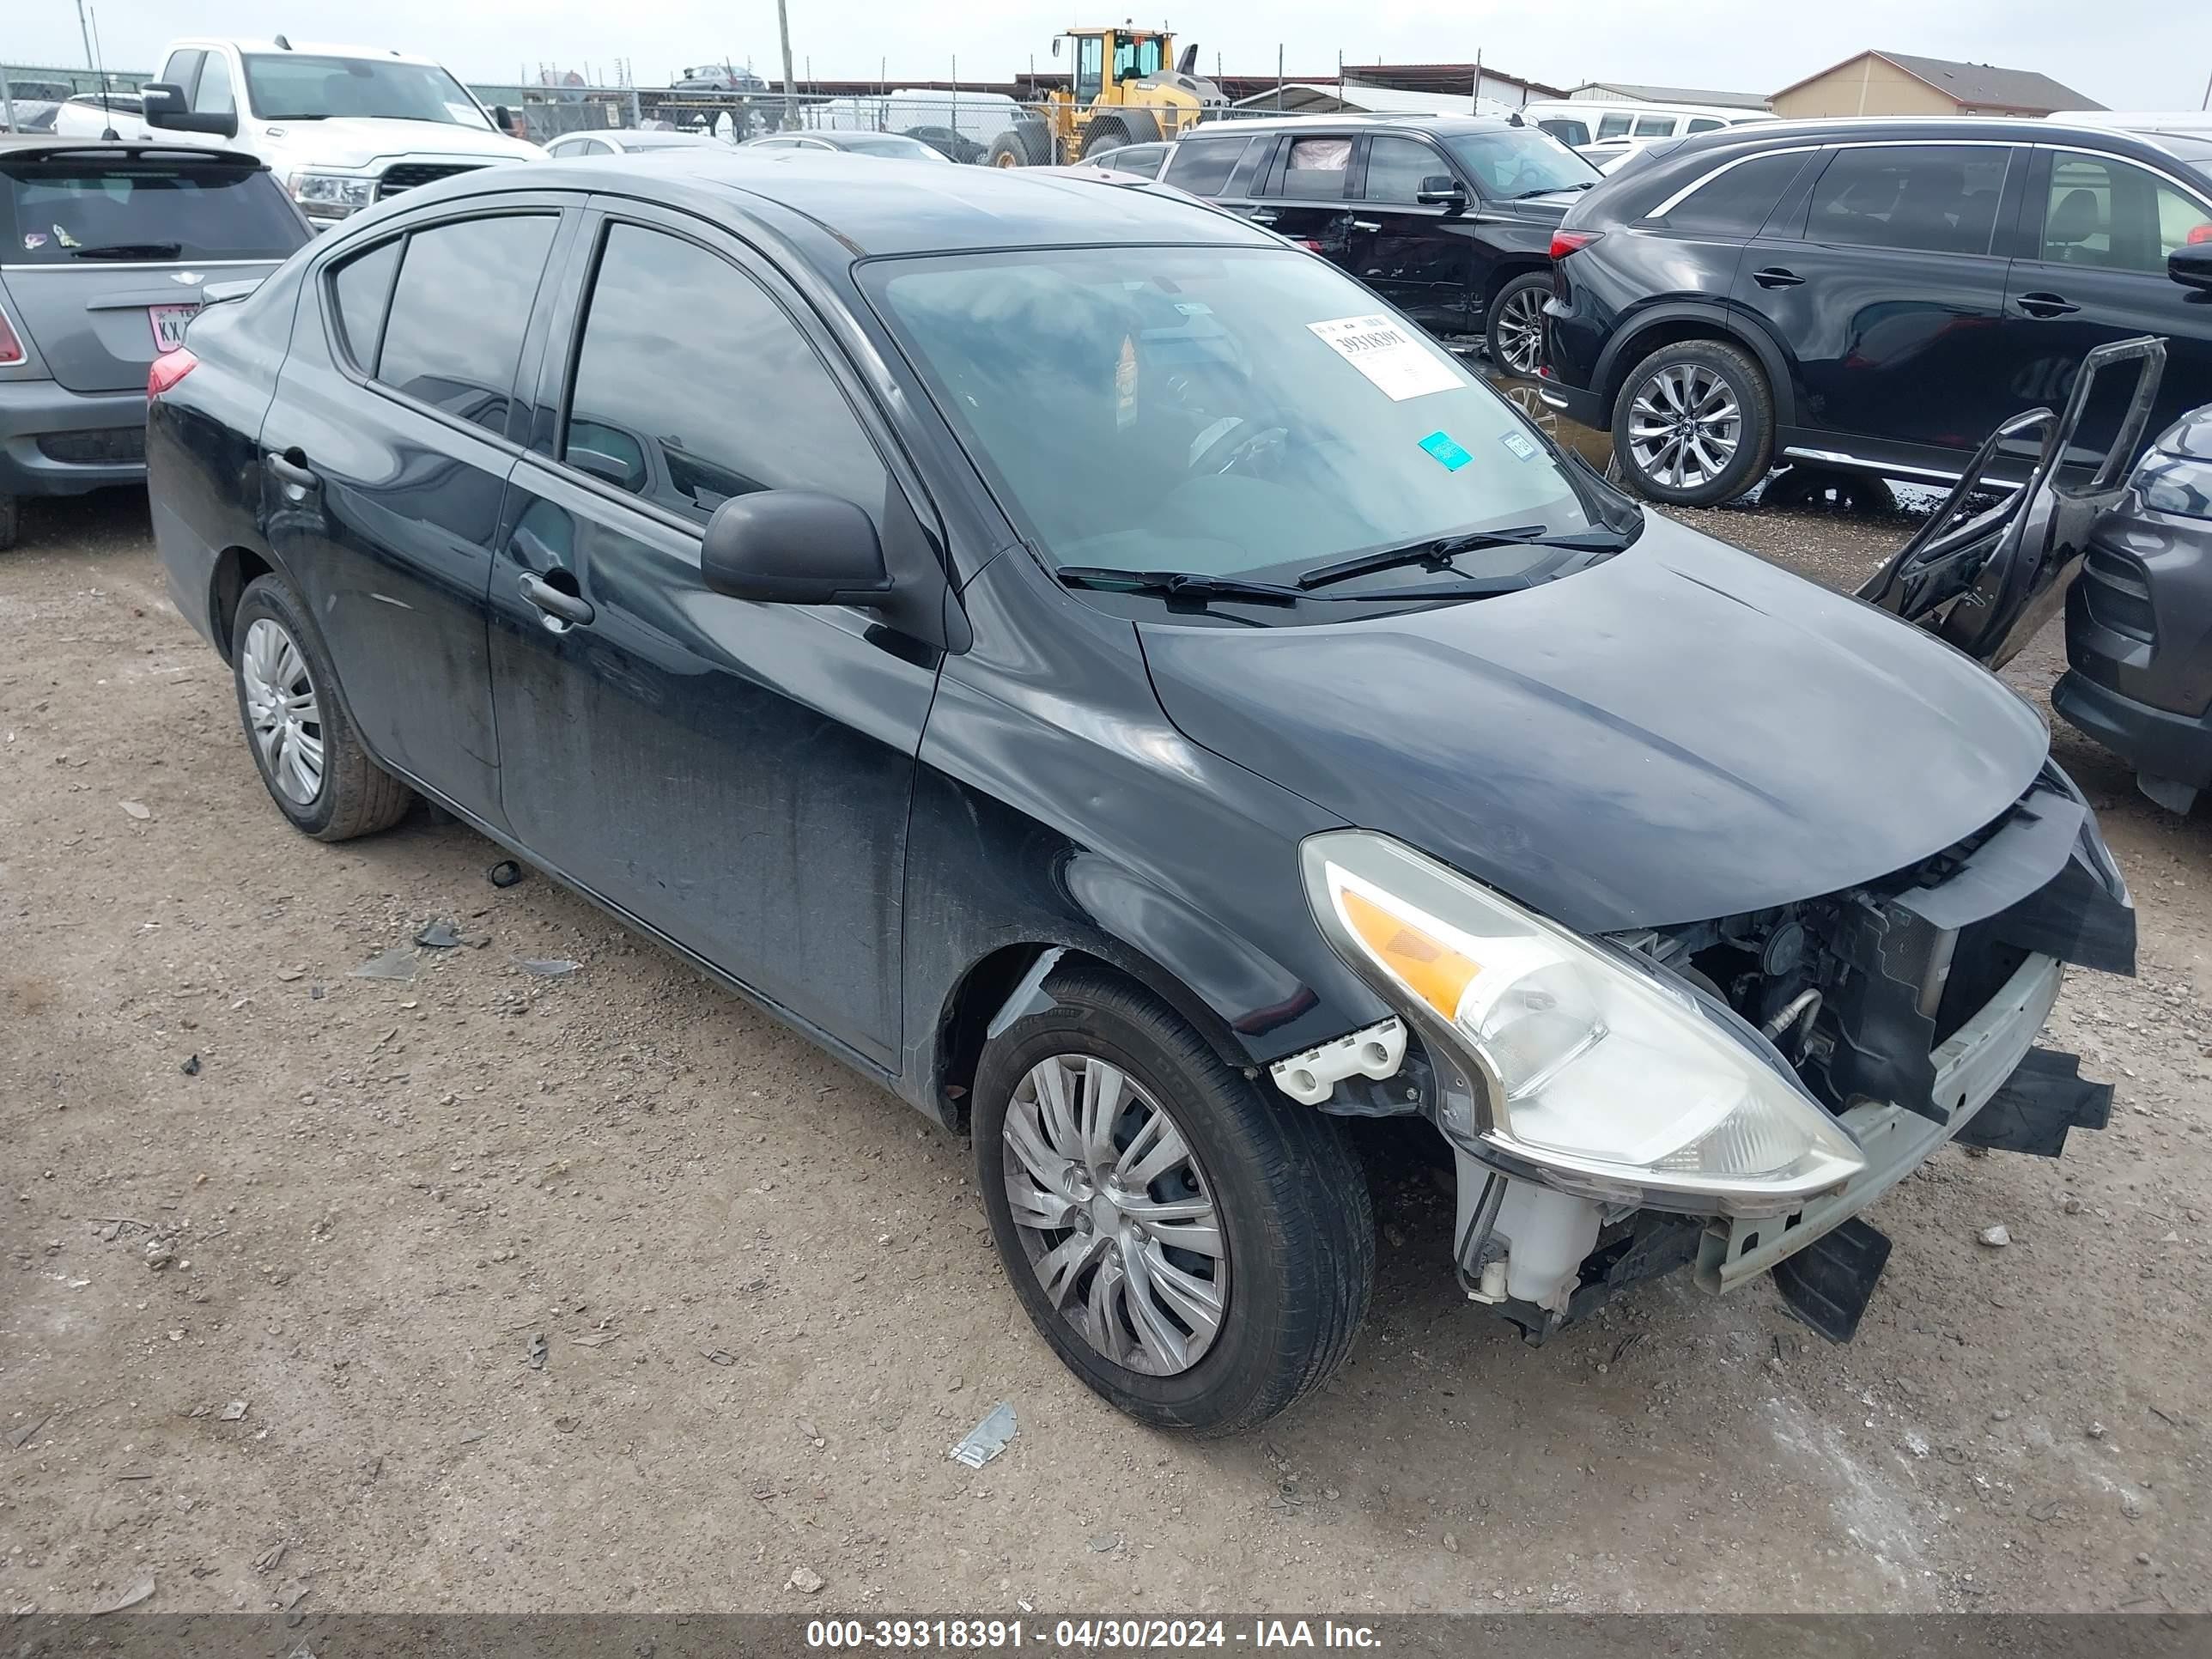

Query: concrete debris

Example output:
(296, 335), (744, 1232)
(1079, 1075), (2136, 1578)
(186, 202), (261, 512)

(1978, 1224), (2011, 1248)
(949, 1401), (1017, 1470)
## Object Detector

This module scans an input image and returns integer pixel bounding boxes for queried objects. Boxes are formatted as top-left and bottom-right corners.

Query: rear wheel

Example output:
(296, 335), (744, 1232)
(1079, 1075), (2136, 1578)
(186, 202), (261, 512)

(230, 575), (414, 842)
(988, 119), (1053, 167)
(1485, 271), (1552, 380)
(973, 967), (1374, 1436)
(0, 492), (18, 552)
(1609, 337), (1773, 507)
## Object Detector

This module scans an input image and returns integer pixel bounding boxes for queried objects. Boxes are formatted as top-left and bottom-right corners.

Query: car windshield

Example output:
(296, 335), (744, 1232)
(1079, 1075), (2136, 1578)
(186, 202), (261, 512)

(866, 245), (1600, 586)
(3, 157), (309, 264)
(1443, 129), (1601, 198)
(242, 54), (492, 128)
(840, 134), (945, 160)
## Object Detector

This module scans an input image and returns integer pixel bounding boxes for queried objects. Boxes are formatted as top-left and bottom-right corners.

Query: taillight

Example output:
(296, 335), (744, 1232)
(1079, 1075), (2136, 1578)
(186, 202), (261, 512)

(1296, 238), (1325, 252)
(2190, 223), (2212, 246)
(0, 302), (24, 366)
(148, 347), (198, 398)
(1549, 229), (1602, 260)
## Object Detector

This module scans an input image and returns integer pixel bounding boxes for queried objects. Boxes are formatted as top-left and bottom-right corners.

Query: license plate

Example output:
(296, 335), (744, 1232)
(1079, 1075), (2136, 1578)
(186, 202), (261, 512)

(149, 303), (197, 352)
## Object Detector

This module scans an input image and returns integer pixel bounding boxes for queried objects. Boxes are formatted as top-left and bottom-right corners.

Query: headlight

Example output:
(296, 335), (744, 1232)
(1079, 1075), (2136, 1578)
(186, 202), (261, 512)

(1302, 831), (1865, 1209)
(289, 172), (377, 222)
(2135, 453), (2212, 520)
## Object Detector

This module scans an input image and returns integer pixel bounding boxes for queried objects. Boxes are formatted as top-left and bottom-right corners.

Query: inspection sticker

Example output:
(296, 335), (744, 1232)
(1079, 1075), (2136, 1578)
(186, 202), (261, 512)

(1305, 313), (1460, 401)
(1499, 431), (1540, 461)
(1419, 431), (1474, 471)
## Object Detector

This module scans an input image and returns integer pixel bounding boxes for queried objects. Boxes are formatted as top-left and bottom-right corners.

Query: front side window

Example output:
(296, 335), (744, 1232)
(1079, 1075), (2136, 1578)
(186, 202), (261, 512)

(1279, 136), (1352, 200)
(1111, 35), (1164, 82)
(195, 51), (236, 117)
(1361, 135), (1453, 204)
(1537, 118), (1591, 149)
(866, 246), (1594, 589)
(1074, 36), (1104, 103)
(1442, 129), (1600, 199)
(241, 54), (492, 129)
(562, 223), (888, 526)
(375, 215), (557, 433)
(159, 50), (204, 98)
(1806, 144), (2009, 255)
(2038, 151), (2212, 271)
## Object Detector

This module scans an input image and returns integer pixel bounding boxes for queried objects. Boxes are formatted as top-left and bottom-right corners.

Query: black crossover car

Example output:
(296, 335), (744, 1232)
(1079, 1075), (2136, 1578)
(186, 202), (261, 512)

(1540, 118), (2212, 506)
(151, 153), (2128, 1433)
(1160, 113), (1601, 375)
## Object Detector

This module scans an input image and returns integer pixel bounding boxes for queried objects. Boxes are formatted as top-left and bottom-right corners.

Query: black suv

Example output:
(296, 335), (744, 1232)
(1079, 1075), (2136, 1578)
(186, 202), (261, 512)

(1540, 118), (2212, 505)
(1161, 114), (1601, 374)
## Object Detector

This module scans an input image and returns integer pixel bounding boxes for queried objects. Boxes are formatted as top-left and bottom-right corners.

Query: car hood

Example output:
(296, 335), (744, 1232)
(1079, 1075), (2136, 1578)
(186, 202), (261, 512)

(262, 119), (541, 169)
(1137, 517), (2050, 934)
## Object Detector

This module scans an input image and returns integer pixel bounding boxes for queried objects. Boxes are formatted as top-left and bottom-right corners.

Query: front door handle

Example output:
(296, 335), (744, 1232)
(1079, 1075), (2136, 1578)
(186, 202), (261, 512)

(266, 448), (319, 489)
(2015, 291), (2081, 318)
(1245, 209), (1279, 225)
(517, 571), (593, 629)
(1752, 267), (1804, 289)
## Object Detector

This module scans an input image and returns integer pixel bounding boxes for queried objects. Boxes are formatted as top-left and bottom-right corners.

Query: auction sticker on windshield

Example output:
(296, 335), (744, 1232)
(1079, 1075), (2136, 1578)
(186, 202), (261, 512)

(1306, 313), (1459, 402)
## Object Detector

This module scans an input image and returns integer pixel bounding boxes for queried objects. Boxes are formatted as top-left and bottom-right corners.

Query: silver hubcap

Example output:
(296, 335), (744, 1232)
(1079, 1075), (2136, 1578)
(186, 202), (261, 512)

(1628, 362), (1741, 489)
(240, 617), (325, 805)
(1494, 286), (1547, 375)
(1000, 1054), (1229, 1376)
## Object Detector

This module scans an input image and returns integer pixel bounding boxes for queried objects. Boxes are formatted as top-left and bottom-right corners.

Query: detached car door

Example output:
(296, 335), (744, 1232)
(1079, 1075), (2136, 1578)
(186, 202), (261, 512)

(1729, 140), (2021, 459)
(260, 199), (570, 824)
(487, 204), (939, 1067)
(2000, 146), (2212, 465)
(1346, 132), (1474, 336)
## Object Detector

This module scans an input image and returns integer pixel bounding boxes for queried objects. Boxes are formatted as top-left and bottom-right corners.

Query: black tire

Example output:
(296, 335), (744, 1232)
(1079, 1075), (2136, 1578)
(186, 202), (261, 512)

(973, 966), (1374, 1436)
(988, 119), (1052, 168)
(1078, 118), (1128, 160)
(1484, 270), (1553, 380)
(1608, 337), (1774, 507)
(0, 492), (18, 552)
(229, 574), (414, 842)
(1084, 107), (1161, 157)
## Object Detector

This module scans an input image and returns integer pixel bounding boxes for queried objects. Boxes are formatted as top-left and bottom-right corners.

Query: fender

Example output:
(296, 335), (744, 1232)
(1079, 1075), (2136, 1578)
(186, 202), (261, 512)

(1591, 298), (1800, 429)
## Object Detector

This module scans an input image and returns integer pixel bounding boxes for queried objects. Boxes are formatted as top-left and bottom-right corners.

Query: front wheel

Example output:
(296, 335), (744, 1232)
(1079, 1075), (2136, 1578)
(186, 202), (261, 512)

(1609, 337), (1774, 507)
(1485, 271), (1552, 380)
(974, 968), (1374, 1436)
(230, 575), (415, 841)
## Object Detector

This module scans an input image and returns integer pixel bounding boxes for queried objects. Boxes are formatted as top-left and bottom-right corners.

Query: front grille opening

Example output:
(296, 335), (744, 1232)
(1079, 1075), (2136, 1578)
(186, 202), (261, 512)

(2081, 547), (2155, 643)
(377, 162), (483, 199)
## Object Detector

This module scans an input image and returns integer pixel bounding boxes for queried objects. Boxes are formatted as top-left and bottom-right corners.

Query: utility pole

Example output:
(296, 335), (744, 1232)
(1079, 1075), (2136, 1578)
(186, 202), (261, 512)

(2203, 66), (2210, 110)
(2, 65), (15, 136)
(775, 0), (797, 130)
(76, 0), (96, 73)
(1275, 43), (1283, 111)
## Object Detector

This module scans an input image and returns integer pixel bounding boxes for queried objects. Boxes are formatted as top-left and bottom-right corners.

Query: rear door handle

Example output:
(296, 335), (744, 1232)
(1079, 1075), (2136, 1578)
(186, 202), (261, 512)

(266, 449), (319, 489)
(1350, 218), (1382, 233)
(1752, 267), (1804, 289)
(2015, 291), (2081, 318)
(517, 571), (593, 629)
(1245, 210), (1278, 225)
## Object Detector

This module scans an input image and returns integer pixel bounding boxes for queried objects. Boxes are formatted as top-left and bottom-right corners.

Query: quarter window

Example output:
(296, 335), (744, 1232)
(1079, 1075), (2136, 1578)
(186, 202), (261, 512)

(1662, 152), (1808, 238)
(2038, 150), (2212, 272)
(1806, 144), (2009, 255)
(1161, 135), (1255, 196)
(1686, 118), (1724, 134)
(374, 215), (558, 434)
(562, 223), (887, 527)
(1279, 136), (1352, 200)
(329, 238), (401, 371)
(1361, 136), (1451, 204)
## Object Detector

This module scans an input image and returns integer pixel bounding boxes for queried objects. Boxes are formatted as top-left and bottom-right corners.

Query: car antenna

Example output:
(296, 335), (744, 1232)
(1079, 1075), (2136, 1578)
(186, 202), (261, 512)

(275, 34), (293, 51)
(85, 1), (118, 140)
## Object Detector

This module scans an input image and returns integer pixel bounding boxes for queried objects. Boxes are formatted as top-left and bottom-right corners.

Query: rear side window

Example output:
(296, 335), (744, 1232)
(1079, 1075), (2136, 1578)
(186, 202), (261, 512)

(329, 239), (401, 370)
(1686, 118), (1724, 134)
(1279, 136), (1352, 199)
(1632, 116), (1674, 137)
(1161, 136), (1252, 196)
(561, 222), (887, 527)
(1660, 151), (1808, 238)
(374, 214), (557, 434)
(1596, 113), (1632, 140)
(0, 159), (308, 265)
(1806, 144), (2010, 255)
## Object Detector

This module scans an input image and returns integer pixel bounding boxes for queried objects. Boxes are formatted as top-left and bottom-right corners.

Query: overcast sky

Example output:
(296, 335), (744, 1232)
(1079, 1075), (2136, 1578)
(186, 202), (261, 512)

(8, 0), (2208, 109)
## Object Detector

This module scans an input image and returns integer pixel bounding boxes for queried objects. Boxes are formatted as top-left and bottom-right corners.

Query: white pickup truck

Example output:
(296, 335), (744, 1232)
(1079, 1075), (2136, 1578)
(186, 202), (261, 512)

(140, 36), (540, 228)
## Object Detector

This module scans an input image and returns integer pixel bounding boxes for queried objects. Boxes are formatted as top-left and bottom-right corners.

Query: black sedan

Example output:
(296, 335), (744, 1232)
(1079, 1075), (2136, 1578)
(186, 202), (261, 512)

(149, 153), (2129, 1433)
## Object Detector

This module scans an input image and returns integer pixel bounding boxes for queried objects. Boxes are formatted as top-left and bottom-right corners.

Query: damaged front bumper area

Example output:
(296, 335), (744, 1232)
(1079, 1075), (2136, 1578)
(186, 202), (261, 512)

(1280, 765), (2133, 1345)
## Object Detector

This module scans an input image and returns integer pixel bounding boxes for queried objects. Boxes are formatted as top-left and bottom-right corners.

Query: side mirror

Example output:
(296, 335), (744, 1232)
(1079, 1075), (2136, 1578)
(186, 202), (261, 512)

(492, 104), (518, 135)
(2171, 241), (2212, 295)
(142, 82), (237, 137)
(1415, 174), (1468, 210)
(1051, 36), (1062, 58)
(700, 490), (890, 606)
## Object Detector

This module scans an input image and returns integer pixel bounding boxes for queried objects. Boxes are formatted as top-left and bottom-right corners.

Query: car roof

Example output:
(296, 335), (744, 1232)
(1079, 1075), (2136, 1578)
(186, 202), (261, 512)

(1180, 113), (1524, 139)
(168, 37), (443, 66)
(0, 136), (266, 168)
(1662, 112), (2209, 161)
(428, 149), (1278, 258)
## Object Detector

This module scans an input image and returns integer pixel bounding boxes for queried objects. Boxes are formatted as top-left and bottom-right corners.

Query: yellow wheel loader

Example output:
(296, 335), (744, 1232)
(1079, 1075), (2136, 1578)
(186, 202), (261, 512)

(988, 26), (1228, 167)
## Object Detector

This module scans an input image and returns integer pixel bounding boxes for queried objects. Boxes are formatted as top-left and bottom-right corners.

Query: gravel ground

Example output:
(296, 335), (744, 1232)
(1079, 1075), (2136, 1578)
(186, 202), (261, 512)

(3, 467), (2208, 1619)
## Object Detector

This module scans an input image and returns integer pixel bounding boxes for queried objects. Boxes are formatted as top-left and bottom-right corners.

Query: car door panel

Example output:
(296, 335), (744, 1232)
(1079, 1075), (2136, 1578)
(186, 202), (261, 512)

(2000, 147), (2212, 465)
(259, 201), (572, 825)
(1247, 132), (1354, 262)
(1347, 133), (1474, 335)
(489, 205), (938, 1064)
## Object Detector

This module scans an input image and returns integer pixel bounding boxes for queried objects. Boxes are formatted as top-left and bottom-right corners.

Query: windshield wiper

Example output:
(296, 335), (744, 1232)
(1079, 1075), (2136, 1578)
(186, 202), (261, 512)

(70, 241), (184, 260)
(1296, 526), (1629, 592)
(1057, 566), (1304, 605)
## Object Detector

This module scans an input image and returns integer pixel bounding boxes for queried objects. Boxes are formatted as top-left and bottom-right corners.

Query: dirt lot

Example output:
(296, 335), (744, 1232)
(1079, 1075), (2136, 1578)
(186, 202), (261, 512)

(3, 475), (2209, 1619)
